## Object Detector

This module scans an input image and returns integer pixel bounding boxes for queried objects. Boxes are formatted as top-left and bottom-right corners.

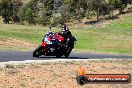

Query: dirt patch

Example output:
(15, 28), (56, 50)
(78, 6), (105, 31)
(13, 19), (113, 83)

(0, 60), (132, 88)
(0, 38), (37, 50)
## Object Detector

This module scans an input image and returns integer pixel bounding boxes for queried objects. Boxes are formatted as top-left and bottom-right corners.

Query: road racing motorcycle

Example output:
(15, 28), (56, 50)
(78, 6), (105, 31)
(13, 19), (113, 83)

(33, 27), (77, 58)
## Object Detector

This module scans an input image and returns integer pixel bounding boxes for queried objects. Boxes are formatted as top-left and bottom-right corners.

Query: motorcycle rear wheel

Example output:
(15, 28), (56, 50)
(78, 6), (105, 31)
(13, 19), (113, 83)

(64, 48), (72, 58)
(64, 53), (69, 58)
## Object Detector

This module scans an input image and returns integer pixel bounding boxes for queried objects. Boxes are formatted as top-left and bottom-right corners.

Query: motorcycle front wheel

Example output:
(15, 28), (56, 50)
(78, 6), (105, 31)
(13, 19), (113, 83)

(33, 45), (42, 57)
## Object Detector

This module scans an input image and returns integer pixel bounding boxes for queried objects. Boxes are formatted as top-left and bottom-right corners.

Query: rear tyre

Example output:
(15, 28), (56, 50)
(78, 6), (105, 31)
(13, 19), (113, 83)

(64, 47), (72, 58)
(64, 52), (70, 58)
(33, 45), (42, 57)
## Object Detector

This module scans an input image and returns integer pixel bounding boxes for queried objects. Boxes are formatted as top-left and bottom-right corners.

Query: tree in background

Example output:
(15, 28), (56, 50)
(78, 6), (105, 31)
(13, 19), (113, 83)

(0, 0), (13, 23)
(0, 0), (22, 23)
(91, 0), (111, 21)
(1, 0), (131, 25)
(19, 0), (37, 24)
(12, 0), (23, 23)
(109, 0), (131, 14)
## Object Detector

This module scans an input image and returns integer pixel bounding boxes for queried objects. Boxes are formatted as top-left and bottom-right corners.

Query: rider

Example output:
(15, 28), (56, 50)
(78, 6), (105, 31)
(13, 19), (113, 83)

(61, 24), (71, 38)
(60, 24), (73, 46)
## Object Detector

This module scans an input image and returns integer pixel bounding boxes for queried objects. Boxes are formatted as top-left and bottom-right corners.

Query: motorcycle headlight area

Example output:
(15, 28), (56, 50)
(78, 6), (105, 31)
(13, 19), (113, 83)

(44, 38), (52, 44)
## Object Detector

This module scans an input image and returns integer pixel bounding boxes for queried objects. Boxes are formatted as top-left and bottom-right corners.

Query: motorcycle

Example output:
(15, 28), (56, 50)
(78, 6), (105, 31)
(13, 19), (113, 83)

(33, 27), (77, 58)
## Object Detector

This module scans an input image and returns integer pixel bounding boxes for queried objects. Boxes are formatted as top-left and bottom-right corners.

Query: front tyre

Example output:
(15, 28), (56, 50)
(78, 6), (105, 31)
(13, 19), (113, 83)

(33, 45), (42, 57)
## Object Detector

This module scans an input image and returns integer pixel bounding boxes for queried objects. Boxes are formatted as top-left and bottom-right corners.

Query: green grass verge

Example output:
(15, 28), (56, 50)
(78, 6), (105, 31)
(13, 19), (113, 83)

(0, 14), (132, 54)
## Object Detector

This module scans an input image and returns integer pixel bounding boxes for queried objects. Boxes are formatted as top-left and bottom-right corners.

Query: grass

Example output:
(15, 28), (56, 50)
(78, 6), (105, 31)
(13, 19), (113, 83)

(0, 24), (46, 44)
(0, 13), (132, 54)
(73, 14), (132, 54)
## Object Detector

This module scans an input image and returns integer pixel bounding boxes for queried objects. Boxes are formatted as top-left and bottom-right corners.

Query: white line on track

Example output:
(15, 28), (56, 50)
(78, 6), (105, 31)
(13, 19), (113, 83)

(0, 58), (126, 67)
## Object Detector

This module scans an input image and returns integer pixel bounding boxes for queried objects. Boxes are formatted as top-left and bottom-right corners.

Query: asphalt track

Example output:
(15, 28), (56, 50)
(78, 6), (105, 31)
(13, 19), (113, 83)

(0, 51), (132, 62)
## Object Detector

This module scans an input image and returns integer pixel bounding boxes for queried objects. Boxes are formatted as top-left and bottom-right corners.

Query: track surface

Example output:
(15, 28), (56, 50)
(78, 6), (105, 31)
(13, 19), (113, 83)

(0, 51), (132, 62)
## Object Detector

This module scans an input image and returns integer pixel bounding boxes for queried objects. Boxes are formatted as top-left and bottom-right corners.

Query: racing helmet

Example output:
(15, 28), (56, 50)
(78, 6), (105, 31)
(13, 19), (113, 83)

(61, 25), (69, 34)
